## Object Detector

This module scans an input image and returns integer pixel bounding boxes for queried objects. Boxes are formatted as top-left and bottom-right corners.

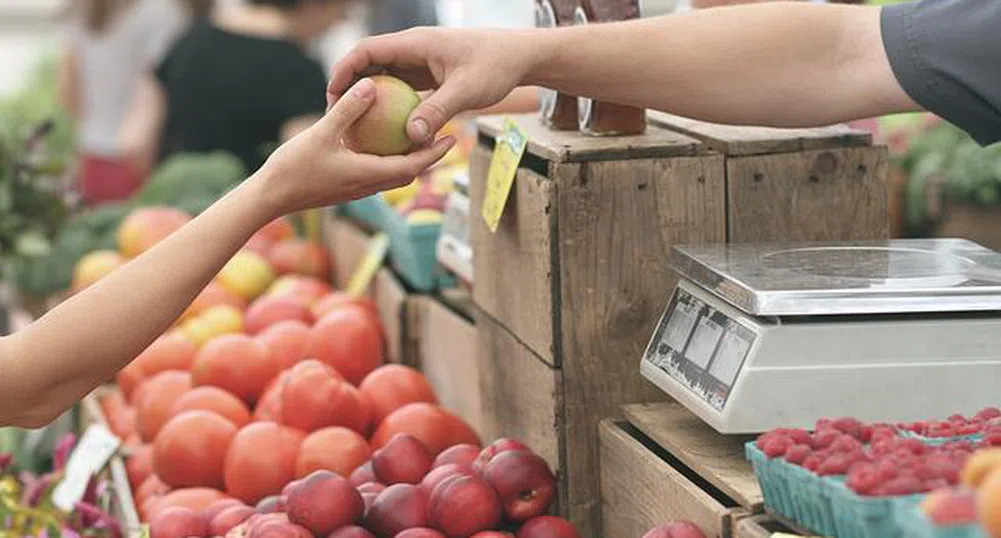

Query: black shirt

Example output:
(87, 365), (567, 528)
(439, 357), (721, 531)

(881, 0), (1001, 146)
(155, 22), (328, 172)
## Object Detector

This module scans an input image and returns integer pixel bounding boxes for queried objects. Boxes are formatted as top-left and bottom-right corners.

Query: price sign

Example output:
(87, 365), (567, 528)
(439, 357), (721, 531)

(346, 233), (390, 297)
(481, 119), (528, 233)
(52, 424), (120, 511)
(437, 182), (473, 282)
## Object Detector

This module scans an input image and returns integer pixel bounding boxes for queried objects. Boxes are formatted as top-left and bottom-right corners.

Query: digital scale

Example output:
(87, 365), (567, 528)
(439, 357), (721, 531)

(640, 238), (1001, 434)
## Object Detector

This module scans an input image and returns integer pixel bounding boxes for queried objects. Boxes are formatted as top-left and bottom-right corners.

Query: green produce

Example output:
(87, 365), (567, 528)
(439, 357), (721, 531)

(135, 151), (245, 213)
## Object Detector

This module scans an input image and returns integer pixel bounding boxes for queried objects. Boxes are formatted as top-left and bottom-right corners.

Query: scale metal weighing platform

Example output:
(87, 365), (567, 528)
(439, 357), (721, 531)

(640, 238), (1001, 434)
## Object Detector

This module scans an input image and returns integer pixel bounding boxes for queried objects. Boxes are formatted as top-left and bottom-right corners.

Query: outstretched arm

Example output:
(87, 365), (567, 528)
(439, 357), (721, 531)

(0, 78), (455, 428)
(328, 3), (919, 144)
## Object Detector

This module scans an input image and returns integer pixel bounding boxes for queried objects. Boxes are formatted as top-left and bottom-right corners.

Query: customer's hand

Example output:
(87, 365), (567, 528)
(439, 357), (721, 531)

(258, 77), (455, 216)
(327, 27), (542, 145)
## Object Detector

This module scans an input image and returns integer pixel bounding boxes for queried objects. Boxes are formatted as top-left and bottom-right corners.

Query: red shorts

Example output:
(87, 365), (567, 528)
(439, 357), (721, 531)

(77, 155), (143, 206)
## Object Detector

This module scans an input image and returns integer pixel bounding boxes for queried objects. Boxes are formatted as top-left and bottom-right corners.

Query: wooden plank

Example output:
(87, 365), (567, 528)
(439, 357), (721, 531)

(600, 420), (730, 538)
(476, 114), (704, 163)
(475, 310), (562, 496)
(470, 145), (559, 366)
(623, 402), (762, 510)
(438, 287), (475, 321)
(372, 267), (407, 364)
(415, 297), (484, 435)
(324, 213), (371, 290)
(735, 515), (793, 538)
(555, 154), (727, 535)
(726, 147), (890, 243)
(648, 111), (872, 157)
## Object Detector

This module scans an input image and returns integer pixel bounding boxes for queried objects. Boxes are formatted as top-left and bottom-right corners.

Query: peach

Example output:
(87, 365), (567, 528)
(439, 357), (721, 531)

(117, 207), (191, 258)
(372, 434), (433, 485)
(961, 448), (1001, 488)
(281, 360), (370, 434)
(344, 75), (422, 156)
(296, 427), (371, 479)
(517, 516), (580, 538)
(483, 451), (556, 522)
(328, 527), (376, 538)
(244, 296), (313, 335)
(256, 320), (311, 370)
(210, 505), (257, 536)
(286, 470), (364, 535)
(365, 484), (429, 538)
(427, 475), (502, 537)
(72, 250), (126, 292)
(641, 521), (708, 538)
(267, 239), (331, 279)
(218, 251), (276, 301)
(921, 488), (977, 527)
(473, 439), (530, 474)
(266, 275), (332, 307)
(433, 445), (480, 470)
(150, 506), (206, 538)
(977, 468), (1001, 535)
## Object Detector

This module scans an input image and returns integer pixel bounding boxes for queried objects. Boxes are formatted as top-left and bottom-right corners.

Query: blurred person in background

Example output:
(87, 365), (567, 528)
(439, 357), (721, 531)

(367, 0), (438, 35)
(58, 0), (192, 206)
(120, 0), (350, 176)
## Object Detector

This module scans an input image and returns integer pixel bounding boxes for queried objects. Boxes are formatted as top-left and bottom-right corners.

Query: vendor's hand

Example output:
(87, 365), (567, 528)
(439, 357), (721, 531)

(327, 27), (542, 145)
(258, 77), (456, 216)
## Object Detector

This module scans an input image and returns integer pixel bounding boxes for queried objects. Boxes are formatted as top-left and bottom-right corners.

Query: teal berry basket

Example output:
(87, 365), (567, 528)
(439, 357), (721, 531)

(746, 443), (837, 536)
(828, 480), (924, 538)
(341, 195), (386, 230)
(898, 430), (984, 447)
(378, 199), (455, 292)
(895, 500), (987, 538)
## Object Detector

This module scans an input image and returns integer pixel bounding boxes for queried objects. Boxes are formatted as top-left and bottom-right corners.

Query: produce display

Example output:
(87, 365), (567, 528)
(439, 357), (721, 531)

(748, 410), (1001, 538)
(74, 211), (578, 538)
(0, 434), (124, 538)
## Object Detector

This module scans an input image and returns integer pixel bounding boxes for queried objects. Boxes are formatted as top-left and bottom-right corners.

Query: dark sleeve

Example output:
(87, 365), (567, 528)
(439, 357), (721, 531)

(880, 0), (1001, 146)
(279, 58), (329, 122)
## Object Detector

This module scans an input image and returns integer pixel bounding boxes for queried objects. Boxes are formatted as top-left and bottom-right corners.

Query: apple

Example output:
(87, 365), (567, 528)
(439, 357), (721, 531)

(517, 516), (580, 538)
(433, 444), (480, 470)
(641, 521), (708, 538)
(286, 470), (364, 535)
(246, 514), (312, 538)
(267, 239), (331, 280)
(372, 433), (434, 485)
(150, 506), (207, 538)
(473, 439), (530, 473)
(344, 75), (422, 156)
(483, 451), (556, 522)
(427, 475), (502, 537)
(328, 527), (376, 538)
(210, 505), (256, 536)
(357, 482), (387, 495)
(350, 461), (378, 486)
(364, 484), (429, 538)
(420, 463), (473, 495)
(395, 530), (446, 538)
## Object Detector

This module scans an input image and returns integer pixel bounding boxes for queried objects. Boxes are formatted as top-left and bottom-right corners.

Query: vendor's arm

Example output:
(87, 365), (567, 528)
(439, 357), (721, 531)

(328, 1), (1001, 146)
(0, 79), (455, 428)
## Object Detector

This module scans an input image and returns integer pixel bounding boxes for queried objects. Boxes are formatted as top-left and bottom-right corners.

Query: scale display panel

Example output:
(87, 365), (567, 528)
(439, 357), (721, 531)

(643, 285), (757, 411)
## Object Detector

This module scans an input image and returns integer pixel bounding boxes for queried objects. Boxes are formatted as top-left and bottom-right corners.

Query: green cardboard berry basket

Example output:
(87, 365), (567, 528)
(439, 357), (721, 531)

(341, 195), (386, 230)
(898, 430), (984, 447)
(895, 501), (987, 538)
(827, 480), (924, 538)
(747, 443), (837, 536)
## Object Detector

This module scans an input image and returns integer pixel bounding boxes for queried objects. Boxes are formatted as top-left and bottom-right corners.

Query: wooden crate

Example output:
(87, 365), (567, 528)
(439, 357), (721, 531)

(600, 402), (772, 538)
(79, 388), (143, 537)
(323, 212), (419, 365)
(649, 111), (890, 242)
(410, 292), (484, 435)
(470, 114), (725, 537)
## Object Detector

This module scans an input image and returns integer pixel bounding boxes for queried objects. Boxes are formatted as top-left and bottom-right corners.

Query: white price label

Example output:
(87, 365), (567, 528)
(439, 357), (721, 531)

(686, 316), (723, 369)
(709, 328), (752, 387)
(52, 424), (120, 511)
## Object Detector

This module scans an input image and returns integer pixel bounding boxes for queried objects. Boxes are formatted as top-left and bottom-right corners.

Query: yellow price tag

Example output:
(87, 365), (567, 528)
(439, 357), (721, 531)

(346, 233), (390, 297)
(481, 119), (528, 233)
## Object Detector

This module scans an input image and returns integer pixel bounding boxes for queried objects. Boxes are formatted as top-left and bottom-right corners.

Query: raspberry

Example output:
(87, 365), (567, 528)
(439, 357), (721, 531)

(831, 417), (863, 439)
(830, 435), (862, 454)
(922, 478), (949, 492)
(871, 430), (898, 444)
(846, 465), (882, 495)
(879, 474), (923, 496)
(948, 414), (967, 423)
(763, 436), (794, 458)
(876, 460), (900, 481)
(928, 422), (957, 438)
(899, 438), (928, 455)
(784, 444), (812, 465)
(811, 429), (840, 450)
(818, 453), (850, 476)
(803, 454), (824, 473)
(977, 407), (1001, 421)
(785, 429), (812, 445)
(905, 421), (930, 435)
(815, 418), (833, 431)
(844, 449), (870, 466)
(871, 440), (897, 457)
(956, 423), (982, 436)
